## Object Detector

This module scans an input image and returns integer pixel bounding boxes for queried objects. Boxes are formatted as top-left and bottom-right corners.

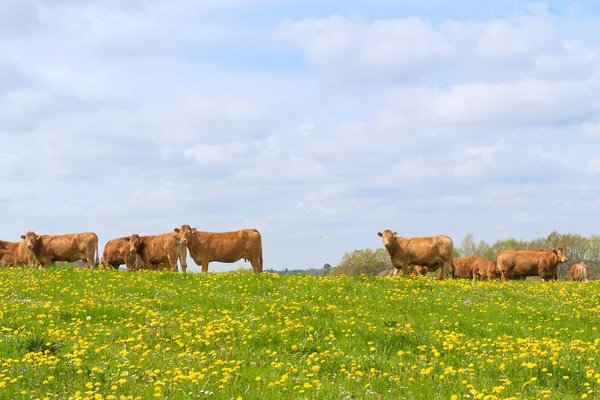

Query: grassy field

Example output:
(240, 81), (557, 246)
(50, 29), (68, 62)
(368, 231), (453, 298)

(0, 267), (599, 400)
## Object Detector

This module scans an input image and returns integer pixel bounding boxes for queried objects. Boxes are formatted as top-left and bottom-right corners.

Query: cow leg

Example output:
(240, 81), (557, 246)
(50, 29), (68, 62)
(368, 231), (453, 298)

(202, 261), (210, 273)
(393, 268), (399, 277)
(180, 251), (188, 273)
(250, 255), (261, 274)
(87, 252), (96, 268)
(166, 253), (178, 272)
(439, 261), (452, 280)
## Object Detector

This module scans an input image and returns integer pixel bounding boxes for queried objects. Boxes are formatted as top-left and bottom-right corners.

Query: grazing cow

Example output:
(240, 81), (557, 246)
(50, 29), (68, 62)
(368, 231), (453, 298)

(496, 248), (568, 281)
(569, 262), (589, 282)
(175, 225), (264, 273)
(436, 255), (484, 280)
(472, 258), (501, 281)
(100, 237), (145, 270)
(377, 230), (454, 279)
(454, 256), (479, 279)
(20, 231), (99, 268)
(127, 233), (187, 272)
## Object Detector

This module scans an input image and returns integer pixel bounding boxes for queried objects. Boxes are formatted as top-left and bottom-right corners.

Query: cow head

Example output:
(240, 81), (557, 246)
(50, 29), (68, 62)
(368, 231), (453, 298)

(377, 229), (397, 249)
(175, 225), (197, 246)
(553, 248), (568, 263)
(20, 231), (40, 250)
(125, 234), (142, 254)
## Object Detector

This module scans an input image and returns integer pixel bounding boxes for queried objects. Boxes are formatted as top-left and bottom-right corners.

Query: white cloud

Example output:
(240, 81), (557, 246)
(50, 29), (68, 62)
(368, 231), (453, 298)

(3, 1), (600, 271)
(379, 78), (598, 129)
(184, 145), (226, 164)
(582, 121), (600, 138)
(277, 15), (453, 79)
(453, 143), (505, 182)
(476, 4), (555, 58)
(510, 213), (537, 224)
(587, 158), (600, 174)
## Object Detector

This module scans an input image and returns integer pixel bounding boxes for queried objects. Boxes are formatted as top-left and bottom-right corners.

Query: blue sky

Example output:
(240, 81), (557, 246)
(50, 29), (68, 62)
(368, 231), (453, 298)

(2, 0), (600, 272)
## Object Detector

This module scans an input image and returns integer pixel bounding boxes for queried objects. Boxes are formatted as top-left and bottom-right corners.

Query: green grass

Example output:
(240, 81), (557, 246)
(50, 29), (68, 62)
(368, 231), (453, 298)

(0, 267), (599, 399)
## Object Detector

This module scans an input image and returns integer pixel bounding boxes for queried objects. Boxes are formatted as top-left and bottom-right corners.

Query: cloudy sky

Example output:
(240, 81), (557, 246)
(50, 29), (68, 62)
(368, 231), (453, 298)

(2, 0), (600, 272)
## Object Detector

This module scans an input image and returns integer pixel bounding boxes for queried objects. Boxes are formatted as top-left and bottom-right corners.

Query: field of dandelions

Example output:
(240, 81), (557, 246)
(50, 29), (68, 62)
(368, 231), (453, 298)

(0, 267), (599, 400)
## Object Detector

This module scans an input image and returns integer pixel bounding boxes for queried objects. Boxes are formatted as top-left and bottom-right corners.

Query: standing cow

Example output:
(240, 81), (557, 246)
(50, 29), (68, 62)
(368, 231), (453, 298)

(496, 248), (568, 281)
(377, 230), (454, 279)
(175, 225), (264, 273)
(569, 262), (589, 282)
(127, 233), (187, 272)
(20, 231), (99, 268)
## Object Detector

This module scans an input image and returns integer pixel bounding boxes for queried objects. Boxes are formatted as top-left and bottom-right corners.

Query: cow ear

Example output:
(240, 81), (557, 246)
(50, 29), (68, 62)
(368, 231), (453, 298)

(393, 232), (398, 236)
(192, 228), (197, 232)
(36, 235), (41, 240)
(174, 228), (180, 233)
(124, 237), (131, 242)
(377, 232), (383, 237)
(21, 235), (26, 240)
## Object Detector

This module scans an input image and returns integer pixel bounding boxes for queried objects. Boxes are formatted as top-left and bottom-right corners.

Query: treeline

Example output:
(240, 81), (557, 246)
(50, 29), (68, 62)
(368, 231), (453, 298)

(329, 231), (600, 279)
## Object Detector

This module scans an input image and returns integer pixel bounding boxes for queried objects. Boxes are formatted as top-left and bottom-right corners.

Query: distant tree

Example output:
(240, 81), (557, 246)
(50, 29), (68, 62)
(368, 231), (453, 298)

(323, 263), (332, 270)
(460, 234), (477, 257)
(330, 248), (392, 276)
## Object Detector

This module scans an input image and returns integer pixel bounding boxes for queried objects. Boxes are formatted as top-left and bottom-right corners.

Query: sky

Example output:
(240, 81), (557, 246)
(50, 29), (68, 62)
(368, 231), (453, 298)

(2, 0), (600, 272)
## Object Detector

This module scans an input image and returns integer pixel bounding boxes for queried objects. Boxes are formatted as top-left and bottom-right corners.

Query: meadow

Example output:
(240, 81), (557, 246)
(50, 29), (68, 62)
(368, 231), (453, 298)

(0, 267), (598, 400)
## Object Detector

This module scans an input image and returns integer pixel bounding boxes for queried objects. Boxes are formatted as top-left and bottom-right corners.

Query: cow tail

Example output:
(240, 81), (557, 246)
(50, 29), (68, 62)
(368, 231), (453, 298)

(94, 235), (100, 267)
(451, 258), (455, 279)
(258, 235), (264, 272)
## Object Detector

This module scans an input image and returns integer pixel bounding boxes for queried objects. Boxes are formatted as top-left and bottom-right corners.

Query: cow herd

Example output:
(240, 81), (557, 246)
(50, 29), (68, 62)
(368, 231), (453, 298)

(377, 230), (590, 282)
(0, 226), (591, 281)
(0, 225), (264, 274)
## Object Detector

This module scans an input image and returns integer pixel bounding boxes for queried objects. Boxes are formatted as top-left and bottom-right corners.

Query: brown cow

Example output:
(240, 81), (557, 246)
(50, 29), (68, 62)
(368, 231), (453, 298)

(0, 240), (36, 266)
(496, 248), (568, 281)
(436, 255), (486, 280)
(454, 256), (478, 279)
(410, 265), (429, 276)
(0, 239), (19, 253)
(127, 233), (187, 272)
(20, 232), (99, 267)
(377, 230), (454, 279)
(0, 249), (20, 267)
(100, 237), (145, 270)
(175, 225), (263, 273)
(569, 262), (589, 282)
(472, 258), (501, 281)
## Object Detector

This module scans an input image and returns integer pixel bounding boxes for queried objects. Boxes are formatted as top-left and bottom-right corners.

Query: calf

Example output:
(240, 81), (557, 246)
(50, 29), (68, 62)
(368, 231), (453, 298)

(569, 262), (589, 282)
(472, 258), (501, 281)
(128, 233), (187, 272)
(101, 237), (143, 270)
